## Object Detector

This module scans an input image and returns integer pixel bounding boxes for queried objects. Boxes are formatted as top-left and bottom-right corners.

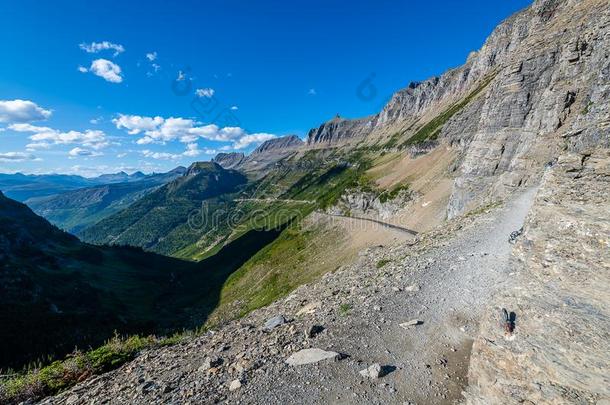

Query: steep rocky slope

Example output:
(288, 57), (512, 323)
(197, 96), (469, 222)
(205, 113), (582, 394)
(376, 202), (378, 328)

(467, 150), (610, 404)
(306, 0), (609, 218)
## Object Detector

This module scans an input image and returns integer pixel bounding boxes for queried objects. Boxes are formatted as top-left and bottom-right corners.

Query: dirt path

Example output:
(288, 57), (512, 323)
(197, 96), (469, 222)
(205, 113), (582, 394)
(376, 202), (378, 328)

(250, 188), (538, 404)
(322, 212), (419, 236)
(41, 188), (538, 405)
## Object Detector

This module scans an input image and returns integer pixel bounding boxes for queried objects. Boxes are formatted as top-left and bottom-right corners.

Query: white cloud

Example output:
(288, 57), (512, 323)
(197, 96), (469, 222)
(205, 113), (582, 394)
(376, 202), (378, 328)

(141, 149), (181, 160)
(114, 114), (276, 150)
(0, 100), (52, 123)
(183, 143), (201, 157)
(79, 41), (125, 57)
(230, 106), (239, 111)
(152, 63), (161, 72)
(0, 152), (38, 162)
(232, 133), (276, 149)
(196, 88), (215, 98)
(142, 143), (216, 160)
(89, 59), (123, 83)
(68, 147), (103, 158)
(78, 66), (88, 73)
(146, 52), (157, 61)
(9, 123), (109, 150)
(112, 114), (164, 134)
(89, 117), (102, 124)
(25, 142), (51, 151)
(117, 152), (128, 158)
(176, 71), (186, 81)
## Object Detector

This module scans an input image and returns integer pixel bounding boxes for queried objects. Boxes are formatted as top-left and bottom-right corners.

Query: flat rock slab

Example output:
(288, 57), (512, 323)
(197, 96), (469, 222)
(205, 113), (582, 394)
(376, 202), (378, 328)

(264, 315), (286, 331)
(285, 348), (340, 366)
(399, 319), (424, 328)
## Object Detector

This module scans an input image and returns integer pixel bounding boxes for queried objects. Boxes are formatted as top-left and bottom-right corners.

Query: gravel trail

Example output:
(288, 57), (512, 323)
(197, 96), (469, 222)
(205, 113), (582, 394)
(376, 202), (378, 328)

(41, 188), (538, 405)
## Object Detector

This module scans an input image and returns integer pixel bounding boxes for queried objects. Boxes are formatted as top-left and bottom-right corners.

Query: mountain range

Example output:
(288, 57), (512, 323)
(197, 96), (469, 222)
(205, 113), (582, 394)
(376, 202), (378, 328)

(25, 167), (186, 234)
(1, 0), (608, 403)
(0, 171), (154, 202)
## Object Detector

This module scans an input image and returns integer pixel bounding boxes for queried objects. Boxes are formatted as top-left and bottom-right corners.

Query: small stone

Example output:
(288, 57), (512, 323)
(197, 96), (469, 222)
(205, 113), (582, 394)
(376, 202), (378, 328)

(359, 363), (383, 379)
(400, 319), (423, 328)
(198, 356), (222, 372)
(373, 305), (382, 311)
(228, 379), (242, 391)
(263, 315), (286, 331)
(66, 395), (79, 404)
(404, 285), (420, 292)
(296, 302), (320, 316)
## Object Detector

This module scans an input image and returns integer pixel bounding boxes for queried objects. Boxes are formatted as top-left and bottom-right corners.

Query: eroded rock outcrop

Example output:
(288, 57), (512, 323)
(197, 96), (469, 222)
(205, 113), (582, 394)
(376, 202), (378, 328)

(466, 150), (610, 404)
(212, 152), (245, 169)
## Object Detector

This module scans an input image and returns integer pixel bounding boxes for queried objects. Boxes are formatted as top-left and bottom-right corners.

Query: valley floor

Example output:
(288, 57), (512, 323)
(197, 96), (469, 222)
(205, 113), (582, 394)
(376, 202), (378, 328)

(41, 188), (537, 404)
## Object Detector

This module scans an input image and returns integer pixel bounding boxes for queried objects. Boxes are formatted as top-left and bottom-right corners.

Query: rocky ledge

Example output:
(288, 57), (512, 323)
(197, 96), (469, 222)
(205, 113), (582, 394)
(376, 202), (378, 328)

(466, 150), (610, 404)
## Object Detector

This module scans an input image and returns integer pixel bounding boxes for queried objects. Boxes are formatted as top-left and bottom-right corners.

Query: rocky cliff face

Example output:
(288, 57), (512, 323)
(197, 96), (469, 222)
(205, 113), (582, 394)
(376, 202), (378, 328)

(212, 152), (245, 169)
(251, 135), (303, 154)
(466, 150), (610, 404)
(445, 0), (610, 217)
(305, 0), (609, 220)
(240, 135), (305, 173)
(306, 115), (375, 146)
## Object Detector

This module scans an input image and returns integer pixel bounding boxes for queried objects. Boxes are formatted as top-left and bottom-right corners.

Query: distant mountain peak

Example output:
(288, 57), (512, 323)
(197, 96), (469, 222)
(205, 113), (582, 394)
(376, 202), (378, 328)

(186, 161), (223, 176)
(252, 135), (304, 155)
(212, 152), (246, 169)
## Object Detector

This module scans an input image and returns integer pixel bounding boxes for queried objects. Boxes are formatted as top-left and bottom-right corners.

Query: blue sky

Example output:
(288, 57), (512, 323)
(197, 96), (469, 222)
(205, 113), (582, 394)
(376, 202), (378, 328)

(0, 0), (531, 176)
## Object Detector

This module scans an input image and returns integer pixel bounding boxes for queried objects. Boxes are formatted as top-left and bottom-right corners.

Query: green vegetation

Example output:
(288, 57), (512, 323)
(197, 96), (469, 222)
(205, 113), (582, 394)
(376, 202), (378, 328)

(1, 147), (393, 403)
(378, 183), (410, 203)
(383, 131), (404, 149)
(582, 100), (594, 114)
(465, 200), (503, 217)
(80, 162), (248, 255)
(0, 190), (285, 371)
(402, 73), (497, 147)
(0, 334), (190, 404)
(338, 303), (352, 316)
(376, 258), (391, 268)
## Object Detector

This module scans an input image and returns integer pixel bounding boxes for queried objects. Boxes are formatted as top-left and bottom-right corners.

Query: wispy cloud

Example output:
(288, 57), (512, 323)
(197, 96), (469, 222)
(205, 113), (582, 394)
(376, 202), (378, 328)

(68, 147), (103, 158)
(232, 133), (276, 149)
(196, 88), (215, 98)
(230, 105), (239, 111)
(146, 52), (157, 61)
(141, 143), (216, 160)
(79, 41), (125, 57)
(308, 88), (317, 96)
(0, 100), (52, 123)
(0, 151), (39, 162)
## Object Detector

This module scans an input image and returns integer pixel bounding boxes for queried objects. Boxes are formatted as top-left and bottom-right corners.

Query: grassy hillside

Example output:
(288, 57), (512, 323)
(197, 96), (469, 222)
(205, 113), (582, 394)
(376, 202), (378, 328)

(80, 162), (248, 255)
(26, 168), (185, 234)
(0, 191), (284, 371)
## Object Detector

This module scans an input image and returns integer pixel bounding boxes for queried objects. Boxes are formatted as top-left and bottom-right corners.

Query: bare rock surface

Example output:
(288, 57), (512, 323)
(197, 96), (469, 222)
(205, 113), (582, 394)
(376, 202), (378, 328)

(285, 349), (341, 366)
(467, 150), (610, 404)
(40, 187), (537, 404)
